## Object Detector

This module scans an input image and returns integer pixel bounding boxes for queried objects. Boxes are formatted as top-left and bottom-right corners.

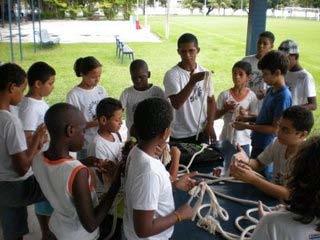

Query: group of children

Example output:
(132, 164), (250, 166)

(0, 30), (318, 240)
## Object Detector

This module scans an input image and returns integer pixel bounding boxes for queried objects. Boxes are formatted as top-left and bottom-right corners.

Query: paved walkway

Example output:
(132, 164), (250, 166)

(0, 20), (160, 43)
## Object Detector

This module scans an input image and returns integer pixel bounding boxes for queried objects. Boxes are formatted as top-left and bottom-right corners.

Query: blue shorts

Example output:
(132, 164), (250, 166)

(35, 200), (53, 216)
(0, 175), (45, 240)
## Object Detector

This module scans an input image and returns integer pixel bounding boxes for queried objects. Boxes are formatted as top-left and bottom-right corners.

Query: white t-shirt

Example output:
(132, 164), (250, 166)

(285, 69), (316, 106)
(66, 85), (107, 148)
(0, 110), (32, 181)
(18, 97), (49, 131)
(124, 146), (175, 240)
(120, 85), (166, 132)
(32, 154), (99, 240)
(217, 89), (257, 146)
(252, 210), (320, 240)
(164, 64), (212, 138)
(87, 133), (123, 162)
(257, 138), (289, 185)
(242, 54), (267, 113)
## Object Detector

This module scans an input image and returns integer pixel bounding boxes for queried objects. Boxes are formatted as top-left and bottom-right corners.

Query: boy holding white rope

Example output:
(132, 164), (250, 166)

(230, 106), (314, 201)
(163, 33), (216, 144)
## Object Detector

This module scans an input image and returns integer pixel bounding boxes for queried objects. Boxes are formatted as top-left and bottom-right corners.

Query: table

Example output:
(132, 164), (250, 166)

(171, 141), (278, 240)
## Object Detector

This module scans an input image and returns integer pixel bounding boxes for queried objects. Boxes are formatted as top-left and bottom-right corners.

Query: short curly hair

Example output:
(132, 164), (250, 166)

(0, 63), (26, 91)
(286, 135), (320, 231)
(134, 98), (173, 141)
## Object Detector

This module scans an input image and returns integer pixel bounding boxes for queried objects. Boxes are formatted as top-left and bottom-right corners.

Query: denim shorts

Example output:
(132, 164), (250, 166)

(0, 175), (45, 240)
(34, 200), (54, 216)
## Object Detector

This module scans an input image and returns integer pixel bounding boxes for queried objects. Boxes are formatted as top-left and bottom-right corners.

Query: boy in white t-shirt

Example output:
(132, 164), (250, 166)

(32, 103), (121, 240)
(163, 33), (216, 144)
(242, 31), (275, 113)
(124, 98), (197, 240)
(120, 59), (165, 134)
(278, 39), (317, 111)
(66, 56), (107, 160)
(230, 106), (314, 201)
(252, 135), (320, 240)
(216, 61), (257, 156)
(88, 98), (124, 191)
(18, 61), (56, 239)
(0, 63), (47, 240)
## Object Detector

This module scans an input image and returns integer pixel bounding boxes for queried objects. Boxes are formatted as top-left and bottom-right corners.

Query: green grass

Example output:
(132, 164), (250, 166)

(0, 16), (319, 132)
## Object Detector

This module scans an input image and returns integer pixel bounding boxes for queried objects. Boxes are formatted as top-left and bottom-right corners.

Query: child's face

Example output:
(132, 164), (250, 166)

(287, 54), (298, 70)
(131, 67), (150, 91)
(39, 75), (55, 97)
(83, 67), (102, 88)
(277, 117), (306, 146)
(232, 67), (249, 87)
(10, 79), (27, 106)
(261, 69), (279, 86)
(177, 42), (199, 66)
(105, 109), (123, 133)
(257, 37), (273, 57)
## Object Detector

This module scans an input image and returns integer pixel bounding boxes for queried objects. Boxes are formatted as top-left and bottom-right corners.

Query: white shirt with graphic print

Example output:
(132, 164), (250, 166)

(66, 85), (107, 149)
(120, 85), (165, 132)
(164, 64), (212, 139)
(242, 54), (267, 114)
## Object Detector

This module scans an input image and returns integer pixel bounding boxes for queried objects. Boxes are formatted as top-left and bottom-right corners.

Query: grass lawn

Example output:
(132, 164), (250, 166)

(0, 16), (319, 132)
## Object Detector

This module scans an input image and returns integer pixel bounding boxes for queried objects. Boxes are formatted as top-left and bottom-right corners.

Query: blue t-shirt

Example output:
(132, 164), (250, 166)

(251, 86), (292, 149)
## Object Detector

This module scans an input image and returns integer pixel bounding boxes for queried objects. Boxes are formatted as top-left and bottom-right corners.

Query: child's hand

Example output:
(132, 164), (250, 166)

(86, 156), (103, 168)
(239, 106), (249, 116)
(232, 144), (249, 164)
(232, 121), (249, 130)
(173, 171), (197, 192)
(224, 100), (238, 112)
(230, 162), (256, 183)
(190, 71), (207, 84)
(33, 123), (47, 150)
(256, 89), (266, 100)
(175, 203), (195, 221)
(99, 160), (118, 177)
(155, 142), (167, 158)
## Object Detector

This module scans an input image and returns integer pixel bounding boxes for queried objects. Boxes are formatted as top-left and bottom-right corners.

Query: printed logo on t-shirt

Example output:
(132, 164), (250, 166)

(88, 100), (100, 119)
(190, 85), (203, 102)
(249, 71), (264, 93)
(309, 233), (320, 239)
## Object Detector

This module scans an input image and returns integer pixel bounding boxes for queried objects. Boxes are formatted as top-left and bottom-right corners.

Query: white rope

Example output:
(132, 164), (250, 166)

(196, 71), (212, 141)
(188, 181), (275, 240)
(177, 143), (208, 176)
(104, 191), (123, 240)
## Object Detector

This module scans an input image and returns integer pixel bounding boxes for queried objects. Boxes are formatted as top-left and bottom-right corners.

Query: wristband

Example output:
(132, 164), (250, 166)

(174, 211), (182, 222)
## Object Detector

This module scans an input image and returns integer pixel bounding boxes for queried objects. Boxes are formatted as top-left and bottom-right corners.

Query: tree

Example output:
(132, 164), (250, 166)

(230, 0), (248, 10)
(182, 0), (203, 14)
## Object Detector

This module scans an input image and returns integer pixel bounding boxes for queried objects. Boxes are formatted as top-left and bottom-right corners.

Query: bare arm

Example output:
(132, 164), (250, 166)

(169, 72), (206, 109)
(133, 203), (193, 238)
(230, 163), (290, 200)
(73, 168), (119, 232)
(86, 119), (98, 129)
(300, 97), (317, 111)
(11, 125), (46, 176)
(233, 119), (278, 135)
